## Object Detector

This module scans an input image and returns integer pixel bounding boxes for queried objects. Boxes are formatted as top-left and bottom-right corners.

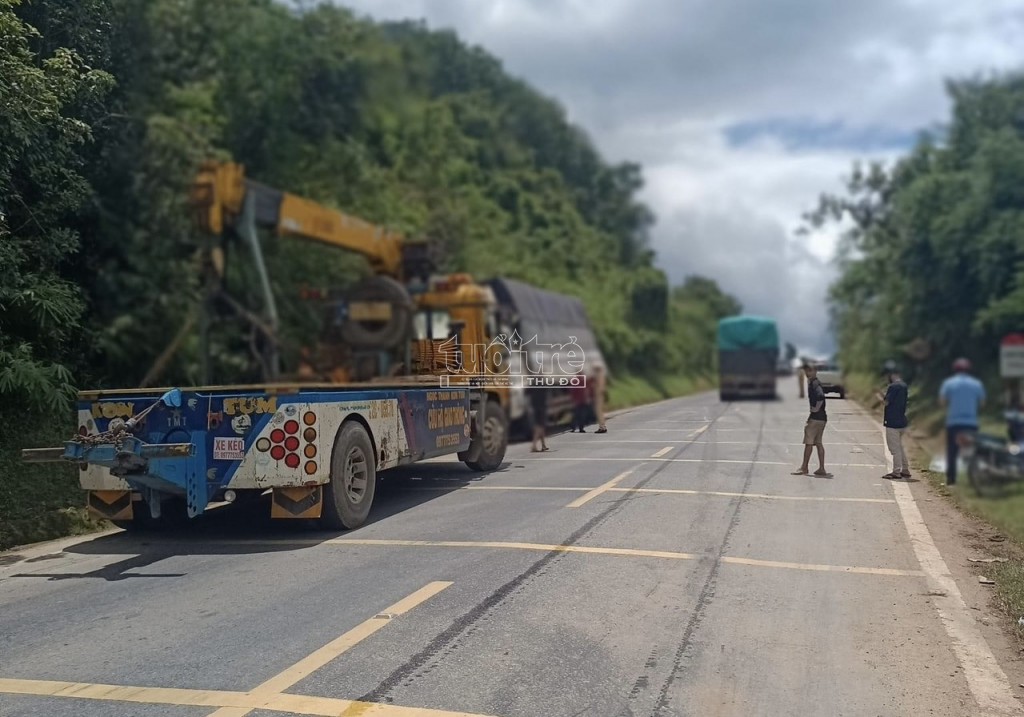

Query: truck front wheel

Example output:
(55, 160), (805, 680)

(321, 421), (377, 531)
(465, 400), (508, 472)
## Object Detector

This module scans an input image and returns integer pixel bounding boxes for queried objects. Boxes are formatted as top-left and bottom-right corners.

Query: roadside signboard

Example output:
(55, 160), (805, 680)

(1000, 333), (1024, 378)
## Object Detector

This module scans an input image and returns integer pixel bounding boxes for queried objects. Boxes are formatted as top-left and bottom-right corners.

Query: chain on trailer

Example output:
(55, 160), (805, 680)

(23, 388), (201, 519)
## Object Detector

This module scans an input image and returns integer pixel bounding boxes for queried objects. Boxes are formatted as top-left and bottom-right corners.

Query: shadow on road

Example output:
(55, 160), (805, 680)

(6, 417), (578, 582)
(8, 458), (524, 581)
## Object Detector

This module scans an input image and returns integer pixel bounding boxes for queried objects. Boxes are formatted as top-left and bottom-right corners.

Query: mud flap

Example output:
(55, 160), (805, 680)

(271, 486), (323, 519)
(87, 490), (134, 521)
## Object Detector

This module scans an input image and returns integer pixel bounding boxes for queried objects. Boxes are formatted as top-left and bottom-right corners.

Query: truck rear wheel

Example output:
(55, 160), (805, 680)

(465, 400), (508, 472)
(321, 421), (377, 530)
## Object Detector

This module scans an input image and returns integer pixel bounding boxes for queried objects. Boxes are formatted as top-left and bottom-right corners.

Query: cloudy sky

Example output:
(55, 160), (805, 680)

(339, 0), (1024, 356)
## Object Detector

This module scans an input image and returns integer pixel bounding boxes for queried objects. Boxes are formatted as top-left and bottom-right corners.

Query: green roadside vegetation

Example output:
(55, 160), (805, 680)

(0, 0), (735, 551)
(0, 419), (106, 552)
(606, 373), (715, 413)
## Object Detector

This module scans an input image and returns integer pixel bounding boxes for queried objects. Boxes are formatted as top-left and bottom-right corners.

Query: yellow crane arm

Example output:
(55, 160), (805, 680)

(190, 160), (404, 277)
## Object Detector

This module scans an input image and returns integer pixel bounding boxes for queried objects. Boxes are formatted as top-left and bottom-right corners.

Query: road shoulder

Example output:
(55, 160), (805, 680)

(856, 397), (1024, 709)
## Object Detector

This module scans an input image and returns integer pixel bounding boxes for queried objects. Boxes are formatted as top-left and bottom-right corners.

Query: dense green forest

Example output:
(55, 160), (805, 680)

(0, 0), (738, 548)
(808, 73), (1024, 410)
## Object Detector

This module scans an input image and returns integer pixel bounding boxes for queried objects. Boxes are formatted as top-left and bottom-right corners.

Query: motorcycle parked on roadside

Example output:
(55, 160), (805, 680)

(961, 409), (1024, 495)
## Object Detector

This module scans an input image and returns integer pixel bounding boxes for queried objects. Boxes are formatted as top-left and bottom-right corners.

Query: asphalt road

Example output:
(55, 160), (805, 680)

(2, 390), (1022, 717)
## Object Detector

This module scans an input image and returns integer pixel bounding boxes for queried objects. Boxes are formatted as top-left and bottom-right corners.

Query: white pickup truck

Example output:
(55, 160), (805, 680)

(814, 362), (846, 399)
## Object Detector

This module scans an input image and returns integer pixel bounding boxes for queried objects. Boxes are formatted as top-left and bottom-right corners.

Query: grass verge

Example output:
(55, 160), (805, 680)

(0, 416), (107, 552)
(607, 372), (715, 412)
(916, 464), (1024, 642)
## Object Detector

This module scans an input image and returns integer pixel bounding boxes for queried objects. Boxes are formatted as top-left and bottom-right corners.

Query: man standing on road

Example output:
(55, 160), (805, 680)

(793, 362), (828, 476)
(940, 358), (986, 485)
(878, 365), (910, 479)
(529, 381), (550, 453)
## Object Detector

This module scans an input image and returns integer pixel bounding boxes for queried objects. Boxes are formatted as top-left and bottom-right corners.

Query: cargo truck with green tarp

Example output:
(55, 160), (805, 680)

(717, 315), (779, 401)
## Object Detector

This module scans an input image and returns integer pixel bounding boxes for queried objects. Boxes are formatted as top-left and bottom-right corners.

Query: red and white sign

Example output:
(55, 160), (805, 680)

(213, 437), (245, 461)
(1001, 334), (1024, 378)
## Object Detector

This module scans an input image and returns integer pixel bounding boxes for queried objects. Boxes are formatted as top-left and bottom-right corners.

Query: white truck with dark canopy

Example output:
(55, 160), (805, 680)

(486, 277), (607, 435)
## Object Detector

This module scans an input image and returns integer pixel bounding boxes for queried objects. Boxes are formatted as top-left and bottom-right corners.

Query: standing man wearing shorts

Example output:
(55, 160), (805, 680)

(793, 362), (828, 476)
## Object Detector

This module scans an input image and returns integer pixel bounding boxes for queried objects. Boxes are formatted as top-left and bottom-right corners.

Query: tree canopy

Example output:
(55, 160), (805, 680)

(1, 0), (741, 407)
(808, 73), (1024, 393)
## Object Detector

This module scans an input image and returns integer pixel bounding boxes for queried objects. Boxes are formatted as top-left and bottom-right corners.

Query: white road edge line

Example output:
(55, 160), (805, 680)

(874, 411), (1023, 715)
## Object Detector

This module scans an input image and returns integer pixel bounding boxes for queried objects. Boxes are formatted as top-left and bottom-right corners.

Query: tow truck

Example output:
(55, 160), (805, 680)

(22, 161), (519, 531)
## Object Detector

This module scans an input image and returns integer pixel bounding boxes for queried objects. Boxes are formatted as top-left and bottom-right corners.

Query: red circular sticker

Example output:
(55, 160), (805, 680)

(271, 429), (285, 444)
(284, 420), (299, 435)
(285, 453), (300, 469)
(270, 445), (286, 461)
(285, 436), (300, 452)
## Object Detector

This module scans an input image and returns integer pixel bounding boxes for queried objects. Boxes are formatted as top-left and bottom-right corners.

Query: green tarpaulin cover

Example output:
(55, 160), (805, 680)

(717, 315), (780, 352)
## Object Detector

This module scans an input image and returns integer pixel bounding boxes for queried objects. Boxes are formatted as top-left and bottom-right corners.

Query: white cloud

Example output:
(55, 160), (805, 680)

(336, 0), (1024, 355)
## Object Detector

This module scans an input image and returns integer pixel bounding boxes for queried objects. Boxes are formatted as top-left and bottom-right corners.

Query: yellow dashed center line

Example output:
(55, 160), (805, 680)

(565, 467), (640, 508)
(651, 446), (673, 458)
(205, 581), (452, 717)
(0, 678), (491, 717)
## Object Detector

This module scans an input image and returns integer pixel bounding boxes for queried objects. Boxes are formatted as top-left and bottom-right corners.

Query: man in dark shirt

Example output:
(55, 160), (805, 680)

(877, 366), (910, 478)
(792, 362), (828, 476)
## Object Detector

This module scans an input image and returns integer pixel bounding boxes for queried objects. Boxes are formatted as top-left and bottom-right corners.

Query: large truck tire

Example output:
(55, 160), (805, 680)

(465, 400), (509, 471)
(321, 421), (377, 530)
(338, 276), (413, 349)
